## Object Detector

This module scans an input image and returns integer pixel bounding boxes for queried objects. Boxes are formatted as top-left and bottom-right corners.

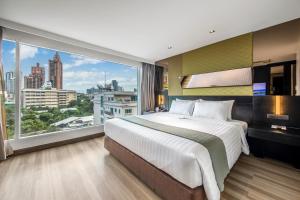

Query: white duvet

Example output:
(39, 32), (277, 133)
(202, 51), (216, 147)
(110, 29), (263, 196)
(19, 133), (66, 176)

(104, 112), (249, 200)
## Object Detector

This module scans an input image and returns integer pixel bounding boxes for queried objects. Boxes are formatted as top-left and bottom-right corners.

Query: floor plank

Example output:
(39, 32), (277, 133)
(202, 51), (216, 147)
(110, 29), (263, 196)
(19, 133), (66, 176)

(0, 137), (299, 200)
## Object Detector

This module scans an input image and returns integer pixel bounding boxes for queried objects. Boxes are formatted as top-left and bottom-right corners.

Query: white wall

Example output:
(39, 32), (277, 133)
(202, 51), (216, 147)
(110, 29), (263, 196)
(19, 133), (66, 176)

(1, 19), (145, 68)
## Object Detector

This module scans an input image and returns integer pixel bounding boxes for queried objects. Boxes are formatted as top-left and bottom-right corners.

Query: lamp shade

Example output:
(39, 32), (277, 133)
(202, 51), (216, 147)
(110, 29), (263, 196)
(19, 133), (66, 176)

(158, 95), (165, 106)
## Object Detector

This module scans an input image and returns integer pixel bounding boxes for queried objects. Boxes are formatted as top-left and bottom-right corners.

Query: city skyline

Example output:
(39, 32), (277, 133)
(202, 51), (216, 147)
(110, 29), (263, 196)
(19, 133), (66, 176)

(2, 40), (138, 93)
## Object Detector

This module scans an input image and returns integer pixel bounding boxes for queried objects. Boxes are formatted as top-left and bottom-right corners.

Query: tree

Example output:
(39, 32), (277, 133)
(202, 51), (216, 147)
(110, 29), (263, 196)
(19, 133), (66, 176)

(22, 113), (36, 121)
(39, 112), (52, 123)
(21, 119), (47, 134)
(68, 100), (77, 107)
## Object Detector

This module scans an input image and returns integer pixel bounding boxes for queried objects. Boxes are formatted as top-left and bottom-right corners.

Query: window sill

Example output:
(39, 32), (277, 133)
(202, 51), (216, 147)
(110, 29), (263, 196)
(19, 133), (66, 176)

(9, 125), (104, 151)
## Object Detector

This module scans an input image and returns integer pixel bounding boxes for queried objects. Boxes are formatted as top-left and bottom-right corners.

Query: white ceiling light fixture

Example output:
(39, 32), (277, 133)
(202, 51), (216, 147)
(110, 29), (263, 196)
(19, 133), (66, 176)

(209, 30), (216, 34)
(168, 45), (173, 49)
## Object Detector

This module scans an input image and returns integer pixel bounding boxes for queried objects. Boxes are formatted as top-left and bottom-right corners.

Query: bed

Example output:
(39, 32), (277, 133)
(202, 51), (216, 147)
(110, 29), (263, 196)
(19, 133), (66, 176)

(104, 96), (252, 200)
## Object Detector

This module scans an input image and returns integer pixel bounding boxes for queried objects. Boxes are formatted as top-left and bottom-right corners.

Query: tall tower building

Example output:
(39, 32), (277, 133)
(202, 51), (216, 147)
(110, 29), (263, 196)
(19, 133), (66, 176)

(112, 80), (118, 91)
(24, 63), (45, 89)
(5, 71), (15, 95)
(49, 52), (63, 89)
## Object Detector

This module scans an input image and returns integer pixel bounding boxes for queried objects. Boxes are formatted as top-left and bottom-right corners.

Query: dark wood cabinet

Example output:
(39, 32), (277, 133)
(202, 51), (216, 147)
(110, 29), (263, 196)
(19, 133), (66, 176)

(247, 126), (300, 168)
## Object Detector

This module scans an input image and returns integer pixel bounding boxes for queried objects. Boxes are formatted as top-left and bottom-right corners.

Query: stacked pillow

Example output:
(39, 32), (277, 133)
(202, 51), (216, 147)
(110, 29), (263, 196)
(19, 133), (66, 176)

(169, 98), (235, 121)
(169, 100), (195, 116)
(200, 100), (235, 120)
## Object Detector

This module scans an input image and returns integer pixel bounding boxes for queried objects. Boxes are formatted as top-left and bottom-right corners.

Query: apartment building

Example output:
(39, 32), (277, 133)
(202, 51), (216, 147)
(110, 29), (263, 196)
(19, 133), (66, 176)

(21, 88), (77, 108)
(93, 91), (137, 125)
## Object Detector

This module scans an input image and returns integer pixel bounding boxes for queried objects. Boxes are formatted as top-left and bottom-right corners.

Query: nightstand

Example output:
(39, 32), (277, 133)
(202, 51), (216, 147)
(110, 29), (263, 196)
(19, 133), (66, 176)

(247, 125), (300, 168)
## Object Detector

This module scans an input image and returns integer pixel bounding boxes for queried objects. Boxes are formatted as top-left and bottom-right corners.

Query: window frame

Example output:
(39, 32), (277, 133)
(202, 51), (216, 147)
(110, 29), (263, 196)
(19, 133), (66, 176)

(2, 29), (142, 150)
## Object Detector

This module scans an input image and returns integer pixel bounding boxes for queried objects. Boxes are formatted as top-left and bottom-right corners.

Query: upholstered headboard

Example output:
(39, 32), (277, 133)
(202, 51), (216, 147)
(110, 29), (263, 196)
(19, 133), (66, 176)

(168, 96), (253, 125)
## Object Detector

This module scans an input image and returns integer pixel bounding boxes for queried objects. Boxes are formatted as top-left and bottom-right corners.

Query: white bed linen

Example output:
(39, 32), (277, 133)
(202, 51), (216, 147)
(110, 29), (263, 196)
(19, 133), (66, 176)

(104, 112), (249, 200)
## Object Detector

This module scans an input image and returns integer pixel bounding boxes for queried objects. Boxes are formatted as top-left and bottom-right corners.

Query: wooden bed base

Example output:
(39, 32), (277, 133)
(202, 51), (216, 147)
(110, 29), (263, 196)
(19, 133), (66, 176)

(104, 136), (206, 200)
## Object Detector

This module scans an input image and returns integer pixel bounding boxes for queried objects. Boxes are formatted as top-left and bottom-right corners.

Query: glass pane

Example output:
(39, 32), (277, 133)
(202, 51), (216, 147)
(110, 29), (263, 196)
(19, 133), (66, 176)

(20, 44), (137, 137)
(2, 40), (16, 139)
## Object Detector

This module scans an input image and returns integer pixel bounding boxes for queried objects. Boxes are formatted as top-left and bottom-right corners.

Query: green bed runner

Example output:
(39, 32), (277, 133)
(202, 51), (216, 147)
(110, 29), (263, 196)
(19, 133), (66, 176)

(120, 116), (229, 191)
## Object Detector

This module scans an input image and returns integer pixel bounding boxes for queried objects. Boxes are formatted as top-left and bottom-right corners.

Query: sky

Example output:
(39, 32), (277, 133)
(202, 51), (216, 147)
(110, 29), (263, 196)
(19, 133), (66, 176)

(2, 40), (137, 93)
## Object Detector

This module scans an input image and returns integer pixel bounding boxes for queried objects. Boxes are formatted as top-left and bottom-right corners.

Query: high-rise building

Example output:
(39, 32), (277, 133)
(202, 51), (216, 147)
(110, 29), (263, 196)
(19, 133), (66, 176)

(5, 71), (15, 95)
(112, 80), (118, 91)
(111, 80), (124, 91)
(24, 63), (45, 89)
(49, 52), (63, 89)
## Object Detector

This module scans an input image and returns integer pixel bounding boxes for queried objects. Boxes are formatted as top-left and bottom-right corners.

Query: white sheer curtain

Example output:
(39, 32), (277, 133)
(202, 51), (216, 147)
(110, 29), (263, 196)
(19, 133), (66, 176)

(0, 26), (7, 161)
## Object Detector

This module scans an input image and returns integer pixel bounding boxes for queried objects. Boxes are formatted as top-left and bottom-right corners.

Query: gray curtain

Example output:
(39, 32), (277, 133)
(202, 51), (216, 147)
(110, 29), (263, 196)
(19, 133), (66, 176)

(141, 63), (155, 112)
(0, 26), (7, 161)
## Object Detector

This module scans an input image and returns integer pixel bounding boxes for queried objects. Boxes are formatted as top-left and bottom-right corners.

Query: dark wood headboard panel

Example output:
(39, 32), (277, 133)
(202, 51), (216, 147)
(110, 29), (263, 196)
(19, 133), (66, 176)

(168, 96), (253, 125)
(253, 96), (300, 128)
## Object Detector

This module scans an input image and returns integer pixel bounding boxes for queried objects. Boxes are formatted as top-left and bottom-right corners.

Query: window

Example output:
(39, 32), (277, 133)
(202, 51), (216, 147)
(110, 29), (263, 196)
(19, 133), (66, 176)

(2, 40), (138, 139)
(125, 109), (132, 114)
(1, 40), (16, 139)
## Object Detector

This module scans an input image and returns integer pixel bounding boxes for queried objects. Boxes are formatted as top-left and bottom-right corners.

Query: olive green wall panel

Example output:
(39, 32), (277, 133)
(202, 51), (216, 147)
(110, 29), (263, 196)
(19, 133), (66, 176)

(182, 34), (253, 75)
(157, 33), (253, 96)
(163, 55), (183, 95)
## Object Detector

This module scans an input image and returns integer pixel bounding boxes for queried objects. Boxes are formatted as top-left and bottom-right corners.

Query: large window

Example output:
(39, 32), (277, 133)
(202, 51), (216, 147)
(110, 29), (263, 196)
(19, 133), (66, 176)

(2, 40), (138, 138)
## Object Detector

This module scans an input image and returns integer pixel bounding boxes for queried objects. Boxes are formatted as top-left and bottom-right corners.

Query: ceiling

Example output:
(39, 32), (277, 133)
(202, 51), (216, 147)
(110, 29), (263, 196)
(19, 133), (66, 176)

(0, 0), (300, 63)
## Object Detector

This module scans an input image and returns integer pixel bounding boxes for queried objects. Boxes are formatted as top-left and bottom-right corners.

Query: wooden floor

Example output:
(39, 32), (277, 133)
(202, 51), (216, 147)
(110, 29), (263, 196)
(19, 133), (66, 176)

(0, 137), (299, 200)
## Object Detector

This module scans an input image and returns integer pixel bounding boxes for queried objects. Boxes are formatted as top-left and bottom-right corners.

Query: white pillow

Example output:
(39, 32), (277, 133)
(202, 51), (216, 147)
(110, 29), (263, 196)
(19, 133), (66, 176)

(169, 100), (195, 116)
(176, 98), (202, 102)
(202, 100), (234, 120)
(223, 100), (235, 120)
(192, 101), (228, 121)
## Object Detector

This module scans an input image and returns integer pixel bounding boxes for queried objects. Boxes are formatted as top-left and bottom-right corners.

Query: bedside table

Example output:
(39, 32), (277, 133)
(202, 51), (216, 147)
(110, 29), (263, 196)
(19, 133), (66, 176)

(247, 125), (300, 168)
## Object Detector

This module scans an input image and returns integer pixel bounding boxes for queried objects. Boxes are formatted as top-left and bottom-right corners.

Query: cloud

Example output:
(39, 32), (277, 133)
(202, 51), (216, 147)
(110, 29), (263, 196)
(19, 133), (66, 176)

(10, 45), (38, 60)
(64, 71), (105, 79)
(63, 70), (137, 93)
(64, 54), (104, 69)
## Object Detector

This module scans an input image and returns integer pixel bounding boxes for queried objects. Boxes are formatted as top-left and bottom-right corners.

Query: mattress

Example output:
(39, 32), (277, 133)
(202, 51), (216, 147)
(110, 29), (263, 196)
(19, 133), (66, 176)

(104, 112), (249, 200)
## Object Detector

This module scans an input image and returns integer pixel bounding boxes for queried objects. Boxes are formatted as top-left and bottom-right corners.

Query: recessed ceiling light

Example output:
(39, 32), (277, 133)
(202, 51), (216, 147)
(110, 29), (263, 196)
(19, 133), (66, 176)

(168, 45), (173, 49)
(209, 30), (215, 33)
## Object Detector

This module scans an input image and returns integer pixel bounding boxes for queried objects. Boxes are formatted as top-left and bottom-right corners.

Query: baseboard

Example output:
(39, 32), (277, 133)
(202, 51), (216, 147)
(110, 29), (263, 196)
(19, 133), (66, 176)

(12, 132), (104, 156)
